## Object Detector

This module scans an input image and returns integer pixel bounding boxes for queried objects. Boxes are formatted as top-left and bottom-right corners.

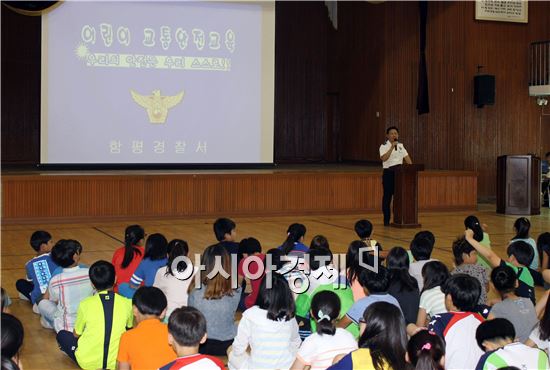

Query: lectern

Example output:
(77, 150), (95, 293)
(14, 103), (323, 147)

(497, 155), (540, 215)
(391, 164), (425, 228)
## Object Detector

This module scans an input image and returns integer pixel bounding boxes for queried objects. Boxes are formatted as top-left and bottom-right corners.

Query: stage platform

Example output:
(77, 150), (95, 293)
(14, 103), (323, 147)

(1, 164), (477, 223)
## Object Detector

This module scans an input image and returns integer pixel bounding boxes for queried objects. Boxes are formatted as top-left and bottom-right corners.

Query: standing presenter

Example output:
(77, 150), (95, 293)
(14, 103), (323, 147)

(379, 126), (412, 226)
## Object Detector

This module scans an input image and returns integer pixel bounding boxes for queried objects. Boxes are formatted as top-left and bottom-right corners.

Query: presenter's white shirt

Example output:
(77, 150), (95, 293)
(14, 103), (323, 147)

(379, 141), (409, 168)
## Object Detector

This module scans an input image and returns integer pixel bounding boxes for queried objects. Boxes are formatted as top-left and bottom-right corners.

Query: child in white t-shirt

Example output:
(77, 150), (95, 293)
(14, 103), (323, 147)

(291, 291), (357, 370)
(416, 261), (450, 327)
(153, 239), (197, 318)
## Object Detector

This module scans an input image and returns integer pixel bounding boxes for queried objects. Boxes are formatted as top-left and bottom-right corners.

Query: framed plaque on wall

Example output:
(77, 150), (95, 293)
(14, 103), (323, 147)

(475, 0), (528, 23)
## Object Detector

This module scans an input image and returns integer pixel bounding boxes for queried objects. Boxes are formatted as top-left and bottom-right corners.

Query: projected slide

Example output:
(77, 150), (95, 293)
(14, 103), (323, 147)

(41, 2), (274, 164)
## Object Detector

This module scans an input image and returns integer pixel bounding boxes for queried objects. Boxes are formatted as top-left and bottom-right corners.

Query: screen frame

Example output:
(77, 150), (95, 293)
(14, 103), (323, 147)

(39, 1), (275, 168)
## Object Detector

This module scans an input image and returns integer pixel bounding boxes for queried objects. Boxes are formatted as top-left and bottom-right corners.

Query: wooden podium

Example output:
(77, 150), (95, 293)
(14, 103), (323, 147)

(497, 155), (540, 215)
(391, 164), (424, 228)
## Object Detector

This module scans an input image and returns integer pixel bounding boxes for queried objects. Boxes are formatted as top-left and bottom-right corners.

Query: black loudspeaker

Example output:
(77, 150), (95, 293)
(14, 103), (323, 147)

(474, 74), (495, 108)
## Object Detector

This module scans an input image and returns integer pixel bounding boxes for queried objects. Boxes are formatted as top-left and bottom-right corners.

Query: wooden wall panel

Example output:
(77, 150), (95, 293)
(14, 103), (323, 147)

(3, 1), (545, 201)
(274, 2), (329, 161)
(418, 172), (477, 210)
(1, 7), (41, 163)
(1, 171), (477, 223)
(337, 1), (550, 198)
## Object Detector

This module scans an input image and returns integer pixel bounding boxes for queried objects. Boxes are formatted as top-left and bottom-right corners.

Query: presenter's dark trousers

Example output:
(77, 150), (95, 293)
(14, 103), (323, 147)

(382, 168), (395, 225)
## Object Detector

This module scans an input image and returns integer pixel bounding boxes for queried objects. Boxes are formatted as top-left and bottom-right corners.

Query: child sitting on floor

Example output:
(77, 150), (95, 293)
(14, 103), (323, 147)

(117, 286), (176, 369)
(229, 272), (301, 370)
(153, 239), (197, 318)
(476, 318), (549, 369)
(463, 215), (492, 270)
(310, 235), (330, 251)
(409, 233), (437, 291)
(451, 237), (489, 305)
(416, 261), (449, 328)
(1, 313), (25, 370)
(56, 260), (134, 370)
(428, 274), (484, 370)
(214, 217), (240, 260)
(111, 225), (145, 293)
(354, 219), (386, 258)
(338, 266), (401, 333)
(488, 265), (537, 343)
(329, 302), (408, 370)
(466, 229), (538, 304)
(160, 307), (226, 370)
(119, 233), (168, 298)
(237, 237), (265, 311)
(510, 217), (539, 270)
(291, 291), (357, 370)
(38, 239), (93, 332)
(188, 244), (241, 356)
(15, 230), (58, 313)
(386, 246), (420, 325)
(406, 329), (446, 370)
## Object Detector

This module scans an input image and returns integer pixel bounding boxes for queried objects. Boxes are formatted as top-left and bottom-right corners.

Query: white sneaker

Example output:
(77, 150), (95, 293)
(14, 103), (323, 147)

(32, 303), (40, 314)
(40, 316), (53, 329)
(18, 293), (30, 301)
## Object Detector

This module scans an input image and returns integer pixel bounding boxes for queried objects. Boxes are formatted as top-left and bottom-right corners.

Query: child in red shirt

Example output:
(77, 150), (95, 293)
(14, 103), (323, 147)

(237, 237), (265, 311)
(111, 225), (145, 292)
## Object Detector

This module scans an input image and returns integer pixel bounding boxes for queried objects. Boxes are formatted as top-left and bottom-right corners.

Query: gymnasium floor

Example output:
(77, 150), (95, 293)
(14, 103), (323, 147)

(2, 204), (549, 369)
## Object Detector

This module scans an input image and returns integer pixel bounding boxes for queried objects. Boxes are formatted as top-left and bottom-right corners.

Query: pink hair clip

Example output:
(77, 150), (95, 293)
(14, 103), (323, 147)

(421, 343), (432, 351)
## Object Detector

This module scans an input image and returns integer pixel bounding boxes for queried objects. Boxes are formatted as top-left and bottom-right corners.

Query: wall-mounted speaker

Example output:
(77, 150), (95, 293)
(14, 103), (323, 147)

(474, 74), (495, 108)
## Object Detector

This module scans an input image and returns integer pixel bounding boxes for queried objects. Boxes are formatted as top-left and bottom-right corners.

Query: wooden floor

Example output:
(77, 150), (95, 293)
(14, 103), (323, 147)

(2, 204), (549, 369)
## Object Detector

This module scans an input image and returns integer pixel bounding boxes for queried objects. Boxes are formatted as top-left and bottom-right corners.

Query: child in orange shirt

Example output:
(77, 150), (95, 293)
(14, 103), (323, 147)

(117, 286), (176, 370)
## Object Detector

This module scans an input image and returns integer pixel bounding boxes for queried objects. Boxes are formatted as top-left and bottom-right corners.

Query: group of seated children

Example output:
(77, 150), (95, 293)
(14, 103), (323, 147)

(4, 215), (550, 370)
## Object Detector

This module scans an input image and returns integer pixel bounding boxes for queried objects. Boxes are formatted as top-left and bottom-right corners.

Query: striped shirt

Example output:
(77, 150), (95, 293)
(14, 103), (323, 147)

(297, 329), (358, 370)
(228, 306), (301, 369)
(130, 257), (167, 286)
(48, 265), (94, 332)
(419, 286), (447, 318)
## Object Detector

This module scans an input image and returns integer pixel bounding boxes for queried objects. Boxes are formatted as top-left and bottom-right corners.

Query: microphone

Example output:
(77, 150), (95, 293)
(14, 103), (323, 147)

(394, 140), (398, 151)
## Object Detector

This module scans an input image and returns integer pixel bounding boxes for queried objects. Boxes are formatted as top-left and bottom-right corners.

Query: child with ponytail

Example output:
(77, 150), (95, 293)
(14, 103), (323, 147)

(278, 223), (309, 298)
(510, 217), (539, 270)
(406, 330), (445, 370)
(464, 215), (492, 270)
(111, 225), (145, 292)
(291, 291), (357, 370)
(153, 239), (197, 318)
(280, 223), (309, 255)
